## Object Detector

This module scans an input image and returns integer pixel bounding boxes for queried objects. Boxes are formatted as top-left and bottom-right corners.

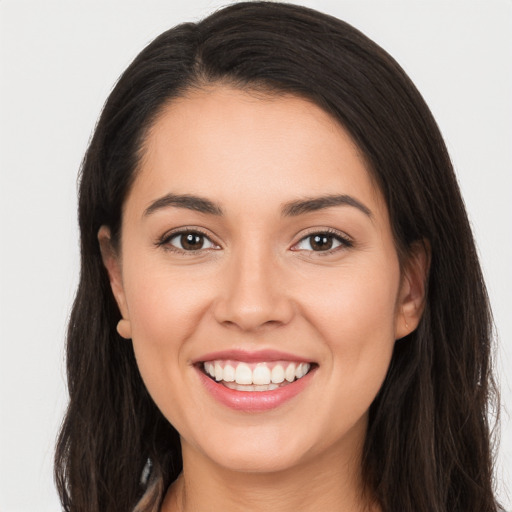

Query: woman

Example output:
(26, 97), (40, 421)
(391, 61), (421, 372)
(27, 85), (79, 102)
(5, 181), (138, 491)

(54, 2), (502, 511)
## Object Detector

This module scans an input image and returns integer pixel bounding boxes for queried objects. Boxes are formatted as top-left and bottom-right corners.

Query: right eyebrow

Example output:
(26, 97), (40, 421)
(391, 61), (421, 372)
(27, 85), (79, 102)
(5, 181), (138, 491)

(143, 193), (223, 217)
(281, 194), (373, 218)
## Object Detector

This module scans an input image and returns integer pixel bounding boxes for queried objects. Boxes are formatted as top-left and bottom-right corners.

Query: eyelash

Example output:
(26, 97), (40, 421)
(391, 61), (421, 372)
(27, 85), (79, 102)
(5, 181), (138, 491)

(156, 228), (219, 255)
(291, 228), (353, 255)
(156, 227), (353, 255)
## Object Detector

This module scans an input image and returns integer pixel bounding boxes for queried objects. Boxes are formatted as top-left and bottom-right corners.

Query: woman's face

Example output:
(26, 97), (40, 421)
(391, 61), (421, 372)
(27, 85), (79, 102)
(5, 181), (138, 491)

(102, 86), (423, 475)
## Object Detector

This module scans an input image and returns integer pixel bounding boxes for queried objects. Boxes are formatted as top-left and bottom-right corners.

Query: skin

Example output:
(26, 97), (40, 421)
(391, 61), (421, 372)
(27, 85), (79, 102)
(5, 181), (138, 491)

(100, 86), (427, 512)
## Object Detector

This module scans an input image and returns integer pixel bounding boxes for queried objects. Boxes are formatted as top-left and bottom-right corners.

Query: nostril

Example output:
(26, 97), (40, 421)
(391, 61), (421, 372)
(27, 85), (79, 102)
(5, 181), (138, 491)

(212, 271), (295, 331)
(213, 300), (295, 332)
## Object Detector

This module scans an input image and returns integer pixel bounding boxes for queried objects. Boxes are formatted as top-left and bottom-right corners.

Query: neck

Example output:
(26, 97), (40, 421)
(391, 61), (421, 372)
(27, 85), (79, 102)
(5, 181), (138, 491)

(161, 433), (378, 512)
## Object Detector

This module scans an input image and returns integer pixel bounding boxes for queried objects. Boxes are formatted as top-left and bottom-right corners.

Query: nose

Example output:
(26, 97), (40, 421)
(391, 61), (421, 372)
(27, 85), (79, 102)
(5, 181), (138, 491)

(213, 245), (295, 332)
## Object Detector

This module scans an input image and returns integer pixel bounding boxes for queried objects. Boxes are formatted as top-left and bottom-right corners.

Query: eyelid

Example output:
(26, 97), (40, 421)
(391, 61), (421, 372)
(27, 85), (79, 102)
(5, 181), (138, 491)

(290, 227), (353, 253)
(156, 226), (221, 253)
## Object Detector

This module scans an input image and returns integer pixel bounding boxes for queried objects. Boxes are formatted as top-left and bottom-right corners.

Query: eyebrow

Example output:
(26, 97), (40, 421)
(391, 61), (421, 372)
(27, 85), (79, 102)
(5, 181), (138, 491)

(143, 193), (372, 218)
(281, 194), (373, 218)
(144, 193), (223, 217)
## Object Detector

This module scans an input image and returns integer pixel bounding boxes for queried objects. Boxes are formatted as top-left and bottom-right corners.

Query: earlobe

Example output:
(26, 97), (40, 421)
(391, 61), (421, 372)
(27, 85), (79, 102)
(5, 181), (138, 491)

(116, 318), (132, 339)
(98, 226), (132, 339)
(395, 240), (430, 339)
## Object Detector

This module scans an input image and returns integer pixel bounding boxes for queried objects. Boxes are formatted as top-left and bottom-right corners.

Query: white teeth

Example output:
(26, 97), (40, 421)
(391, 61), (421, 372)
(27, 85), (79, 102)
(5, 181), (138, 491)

(206, 362), (215, 378)
(252, 365), (271, 385)
(214, 362), (223, 381)
(235, 363), (253, 385)
(295, 363), (310, 379)
(285, 363), (296, 382)
(271, 365), (285, 384)
(223, 364), (235, 382)
(202, 360), (312, 387)
(223, 382), (280, 392)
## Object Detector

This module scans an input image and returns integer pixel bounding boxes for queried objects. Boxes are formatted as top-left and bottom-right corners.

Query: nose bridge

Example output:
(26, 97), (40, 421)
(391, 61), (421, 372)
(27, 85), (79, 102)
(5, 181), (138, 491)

(214, 239), (293, 331)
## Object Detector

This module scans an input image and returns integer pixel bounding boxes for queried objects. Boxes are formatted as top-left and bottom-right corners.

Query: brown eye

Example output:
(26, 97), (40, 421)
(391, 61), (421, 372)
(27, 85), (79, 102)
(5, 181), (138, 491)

(181, 233), (204, 250)
(167, 231), (216, 251)
(293, 232), (351, 252)
(310, 234), (334, 251)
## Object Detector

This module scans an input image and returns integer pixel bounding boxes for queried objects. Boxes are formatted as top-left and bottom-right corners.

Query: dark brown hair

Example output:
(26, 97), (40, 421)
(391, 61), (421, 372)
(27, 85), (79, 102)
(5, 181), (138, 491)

(55, 2), (501, 511)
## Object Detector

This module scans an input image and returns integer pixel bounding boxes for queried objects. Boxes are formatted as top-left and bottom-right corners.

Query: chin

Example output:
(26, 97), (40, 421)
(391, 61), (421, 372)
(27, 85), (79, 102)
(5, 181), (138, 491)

(186, 422), (331, 475)
(206, 443), (306, 474)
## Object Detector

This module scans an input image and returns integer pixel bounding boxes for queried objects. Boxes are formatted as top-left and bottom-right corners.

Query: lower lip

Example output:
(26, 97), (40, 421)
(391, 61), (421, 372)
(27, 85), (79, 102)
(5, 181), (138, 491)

(196, 366), (316, 412)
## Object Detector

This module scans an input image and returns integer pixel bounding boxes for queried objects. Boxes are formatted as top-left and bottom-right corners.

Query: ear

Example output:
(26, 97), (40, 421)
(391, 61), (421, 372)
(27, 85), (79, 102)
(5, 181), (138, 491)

(98, 225), (132, 339)
(395, 240), (430, 339)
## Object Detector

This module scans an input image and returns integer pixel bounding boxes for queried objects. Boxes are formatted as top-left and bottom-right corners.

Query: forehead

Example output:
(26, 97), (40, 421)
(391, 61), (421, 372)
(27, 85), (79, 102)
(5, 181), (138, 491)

(129, 86), (385, 218)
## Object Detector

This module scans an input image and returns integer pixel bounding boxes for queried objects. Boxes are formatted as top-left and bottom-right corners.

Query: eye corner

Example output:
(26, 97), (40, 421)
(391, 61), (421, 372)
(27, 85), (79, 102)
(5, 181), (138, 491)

(291, 228), (354, 254)
(156, 227), (221, 254)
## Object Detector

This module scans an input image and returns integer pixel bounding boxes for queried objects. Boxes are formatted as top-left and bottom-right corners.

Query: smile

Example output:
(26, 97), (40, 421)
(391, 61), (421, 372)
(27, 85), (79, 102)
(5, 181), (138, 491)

(202, 360), (312, 392)
(195, 351), (317, 412)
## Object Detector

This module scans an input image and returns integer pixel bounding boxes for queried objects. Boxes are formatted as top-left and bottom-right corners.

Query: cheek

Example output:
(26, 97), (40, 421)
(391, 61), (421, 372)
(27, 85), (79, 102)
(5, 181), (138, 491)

(121, 259), (216, 405)
(305, 258), (400, 339)
(295, 264), (399, 442)
(125, 260), (214, 345)
(304, 259), (400, 390)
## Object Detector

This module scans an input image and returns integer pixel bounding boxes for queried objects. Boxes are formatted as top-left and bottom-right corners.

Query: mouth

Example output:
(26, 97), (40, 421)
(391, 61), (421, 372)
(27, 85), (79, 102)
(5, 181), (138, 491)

(194, 349), (317, 411)
(198, 359), (315, 392)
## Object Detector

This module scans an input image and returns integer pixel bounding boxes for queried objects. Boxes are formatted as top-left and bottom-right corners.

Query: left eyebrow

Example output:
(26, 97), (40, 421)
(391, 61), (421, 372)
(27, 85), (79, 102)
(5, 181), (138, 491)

(281, 194), (373, 218)
(143, 193), (223, 217)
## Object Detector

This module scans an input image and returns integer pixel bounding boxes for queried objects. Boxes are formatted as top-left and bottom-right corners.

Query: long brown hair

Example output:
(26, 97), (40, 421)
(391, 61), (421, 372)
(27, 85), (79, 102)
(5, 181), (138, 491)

(55, 2), (501, 511)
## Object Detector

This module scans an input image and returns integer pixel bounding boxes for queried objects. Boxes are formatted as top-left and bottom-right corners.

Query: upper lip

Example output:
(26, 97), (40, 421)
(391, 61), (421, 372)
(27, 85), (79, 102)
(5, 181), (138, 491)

(193, 349), (314, 364)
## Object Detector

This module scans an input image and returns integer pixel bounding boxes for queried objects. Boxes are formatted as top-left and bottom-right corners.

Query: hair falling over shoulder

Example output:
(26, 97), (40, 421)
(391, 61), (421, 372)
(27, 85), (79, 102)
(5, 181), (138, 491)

(54, 2), (502, 511)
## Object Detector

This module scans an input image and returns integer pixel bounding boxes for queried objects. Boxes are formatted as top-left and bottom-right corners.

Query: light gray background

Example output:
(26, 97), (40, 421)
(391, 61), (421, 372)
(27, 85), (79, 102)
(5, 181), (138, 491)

(1, 1), (511, 510)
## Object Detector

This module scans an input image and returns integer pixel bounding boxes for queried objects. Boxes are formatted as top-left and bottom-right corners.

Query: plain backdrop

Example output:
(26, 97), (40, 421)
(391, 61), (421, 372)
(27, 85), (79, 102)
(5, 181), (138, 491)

(0, 1), (511, 511)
